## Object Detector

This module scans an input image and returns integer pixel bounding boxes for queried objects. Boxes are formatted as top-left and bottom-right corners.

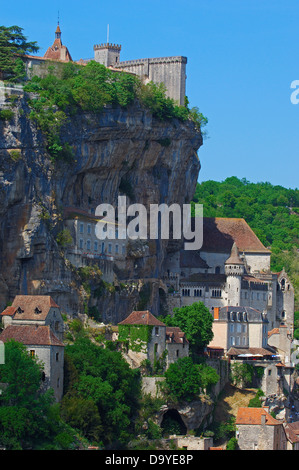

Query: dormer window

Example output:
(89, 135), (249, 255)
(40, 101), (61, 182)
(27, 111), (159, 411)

(17, 307), (23, 314)
(34, 307), (42, 315)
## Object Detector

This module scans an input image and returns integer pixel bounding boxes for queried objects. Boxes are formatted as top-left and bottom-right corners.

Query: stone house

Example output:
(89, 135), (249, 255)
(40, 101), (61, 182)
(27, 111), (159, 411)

(117, 310), (189, 369)
(0, 295), (64, 402)
(235, 407), (288, 450)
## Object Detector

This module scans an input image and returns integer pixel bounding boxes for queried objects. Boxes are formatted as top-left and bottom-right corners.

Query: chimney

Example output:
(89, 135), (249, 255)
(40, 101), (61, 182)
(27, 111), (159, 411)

(214, 307), (219, 320)
(261, 413), (266, 426)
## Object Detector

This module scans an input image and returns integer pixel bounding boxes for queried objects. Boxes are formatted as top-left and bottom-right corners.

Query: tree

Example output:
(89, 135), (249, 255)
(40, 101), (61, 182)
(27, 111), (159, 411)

(62, 336), (141, 446)
(0, 25), (39, 81)
(162, 302), (214, 354)
(0, 340), (57, 449)
(162, 357), (219, 402)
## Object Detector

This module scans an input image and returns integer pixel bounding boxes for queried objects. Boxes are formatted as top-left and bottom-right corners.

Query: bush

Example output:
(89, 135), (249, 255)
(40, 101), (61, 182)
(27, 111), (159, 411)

(226, 437), (238, 450)
(0, 109), (14, 121)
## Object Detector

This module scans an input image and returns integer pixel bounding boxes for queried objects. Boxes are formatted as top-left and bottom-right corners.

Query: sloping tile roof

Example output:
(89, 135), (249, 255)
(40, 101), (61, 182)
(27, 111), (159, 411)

(0, 295), (60, 321)
(284, 422), (299, 443)
(236, 407), (281, 426)
(227, 347), (274, 356)
(118, 310), (166, 327)
(180, 250), (209, 269)
(166, 327), (189, 344)
(199, 217), (270, 254)
(0, 325), (64, 347)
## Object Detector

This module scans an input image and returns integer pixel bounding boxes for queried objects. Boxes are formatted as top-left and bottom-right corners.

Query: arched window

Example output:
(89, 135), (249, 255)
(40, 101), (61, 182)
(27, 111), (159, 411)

(215, 266), (221, 274)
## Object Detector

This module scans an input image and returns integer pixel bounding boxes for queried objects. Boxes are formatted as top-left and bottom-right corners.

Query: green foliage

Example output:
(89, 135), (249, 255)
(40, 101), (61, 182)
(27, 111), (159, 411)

(56, 228), (73, 247)
(0, 109), (14, 120)
(62, 336), (141, 447)
(226, 437), (238, 450)
(118, 324), (153, 353)
(230, 362), (255, 387)
(192, 177), (299, 308)
(0, 340), (66, 449)
(0, 25), (39, 81)
(162, 356), (219, 402)
(161, 302), (214, 354)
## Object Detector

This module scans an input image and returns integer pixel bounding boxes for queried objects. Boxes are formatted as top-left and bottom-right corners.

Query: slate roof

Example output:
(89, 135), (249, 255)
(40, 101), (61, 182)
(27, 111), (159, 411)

(236, 407), (282, 426)
(0, 295), (60, 321)
(0, 325), (64, 347)
(118, 310), (166, 327)
(198, 217), (270, 254)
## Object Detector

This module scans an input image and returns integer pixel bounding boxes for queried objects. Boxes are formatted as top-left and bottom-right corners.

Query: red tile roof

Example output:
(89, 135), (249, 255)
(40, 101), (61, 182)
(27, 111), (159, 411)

(236, 407), (281, 426)
(166, 327), (189, 344)
(284, 422), (299, 443)
(200, 217), (270, 254)
(118, 310), (166, 327)
(0, 295), (60, 321)
(0, 325), (64, 347)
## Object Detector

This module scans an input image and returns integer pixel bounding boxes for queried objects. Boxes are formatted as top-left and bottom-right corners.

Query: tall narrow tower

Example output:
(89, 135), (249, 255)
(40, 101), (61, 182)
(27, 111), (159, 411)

(225, 243), (245, 307)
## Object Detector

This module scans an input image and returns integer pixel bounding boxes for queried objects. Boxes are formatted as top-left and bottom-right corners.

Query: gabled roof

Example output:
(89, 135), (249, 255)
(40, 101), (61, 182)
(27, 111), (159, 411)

(118, 310), (166, 327)
(198, 217), (270, 254)
(0, 295), (60, 321)
(284, 422), (299, 444)
(166, 327), (189, 344)
(236, 407), (282, 426)
(0, 325), (64, 347)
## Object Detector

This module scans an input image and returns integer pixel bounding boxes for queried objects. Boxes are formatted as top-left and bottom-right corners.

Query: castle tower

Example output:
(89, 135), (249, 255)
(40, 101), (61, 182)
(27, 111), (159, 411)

(225, 242), (245, 307)
(93, 43), (121, 67)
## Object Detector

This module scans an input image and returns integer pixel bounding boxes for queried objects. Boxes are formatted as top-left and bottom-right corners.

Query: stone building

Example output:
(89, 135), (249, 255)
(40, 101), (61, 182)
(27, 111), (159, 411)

(117, 310), (189, 369)
(235, 407), (288, 450)
(91, 43), (187, 106)
(163, 217), (294, 334)
(208, 305), (270, 355)
(0, 295), (64, 401)
(63, 206), (127, 283)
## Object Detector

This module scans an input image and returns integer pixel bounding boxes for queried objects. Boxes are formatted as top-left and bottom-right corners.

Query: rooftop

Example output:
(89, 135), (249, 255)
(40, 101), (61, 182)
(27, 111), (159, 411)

(198, 217), (271, 254)
(118, 310), (166, 327)
(0, 295), (60, 321)
(236, 407), (282, 426)
(0, 324), (64, 347)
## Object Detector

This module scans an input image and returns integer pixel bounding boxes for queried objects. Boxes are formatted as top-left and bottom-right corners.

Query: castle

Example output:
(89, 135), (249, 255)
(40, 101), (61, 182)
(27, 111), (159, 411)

(24, 23), (187, 106)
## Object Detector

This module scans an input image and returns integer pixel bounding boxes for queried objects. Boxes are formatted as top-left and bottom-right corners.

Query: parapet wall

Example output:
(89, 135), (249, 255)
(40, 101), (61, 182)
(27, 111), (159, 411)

(115, 56), (187, 105)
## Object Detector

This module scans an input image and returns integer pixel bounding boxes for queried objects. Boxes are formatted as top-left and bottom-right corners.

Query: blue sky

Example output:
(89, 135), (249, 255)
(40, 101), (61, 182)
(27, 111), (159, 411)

(2, 0), (299, 189)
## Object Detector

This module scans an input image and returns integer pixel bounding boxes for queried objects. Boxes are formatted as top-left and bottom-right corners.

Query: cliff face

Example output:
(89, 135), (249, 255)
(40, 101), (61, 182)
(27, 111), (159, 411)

(0, 90), (202, 322)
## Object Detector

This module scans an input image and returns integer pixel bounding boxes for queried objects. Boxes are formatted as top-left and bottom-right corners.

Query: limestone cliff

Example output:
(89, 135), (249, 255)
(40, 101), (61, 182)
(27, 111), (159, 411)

(0, 88), (202, 322)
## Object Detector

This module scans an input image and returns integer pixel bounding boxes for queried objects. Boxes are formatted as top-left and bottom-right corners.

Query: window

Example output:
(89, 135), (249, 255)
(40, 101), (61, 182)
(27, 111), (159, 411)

(115, 244), (119, 254)
(101, 242), (105, 253)
(215, 266), (221, 274)
(108, 244), (112, 253)
(56, 352), (59, 362)
(30, 350), (35, 357)
(79, 239), (83, 249)
(94, 241), (98, 251)
(176, 350), (179, 357)
(122, 245), (126, 255)
(87, 224), (91, 235)
(155, 327), (159, 336)
(87, 239), (91, 251)
(230, 336), (235, 346)
(79, 223), (84, 234)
